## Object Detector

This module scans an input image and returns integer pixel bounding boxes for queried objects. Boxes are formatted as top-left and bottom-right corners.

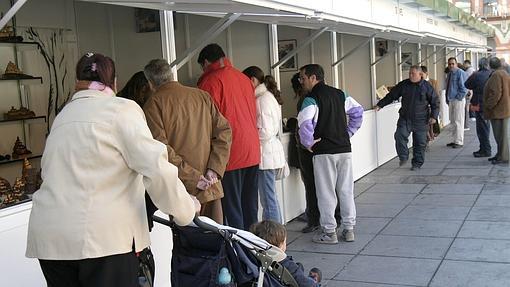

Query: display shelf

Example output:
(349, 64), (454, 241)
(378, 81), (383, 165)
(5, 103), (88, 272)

(0, 115), (46, 124)
(0, 76), (43, 84)
(0, 41), (40, 51)
(0, 154), (42, 166)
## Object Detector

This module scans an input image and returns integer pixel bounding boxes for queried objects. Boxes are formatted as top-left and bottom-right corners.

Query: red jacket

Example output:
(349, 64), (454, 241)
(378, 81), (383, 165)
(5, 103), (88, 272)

(198, 57), (260, 171)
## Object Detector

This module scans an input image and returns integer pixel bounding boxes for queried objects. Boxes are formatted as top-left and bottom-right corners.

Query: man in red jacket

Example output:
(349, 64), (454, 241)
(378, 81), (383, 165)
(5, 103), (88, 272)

(197, 43), (261, 230)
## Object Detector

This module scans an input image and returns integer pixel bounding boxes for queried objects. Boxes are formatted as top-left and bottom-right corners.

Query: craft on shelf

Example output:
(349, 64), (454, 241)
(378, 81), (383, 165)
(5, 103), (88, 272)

(1, 61), (35, 79)
(0, 154), (11, 161)
(4, 106), (36, 120)
(12, 137), (32, 159)
(22, 158), (40, 194)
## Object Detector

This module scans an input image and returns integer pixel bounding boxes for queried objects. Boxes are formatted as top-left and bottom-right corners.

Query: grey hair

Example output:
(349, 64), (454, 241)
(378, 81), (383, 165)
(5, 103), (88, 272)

(143, 59), (174, 87)
(409, 65), (422, 72)
(478, 57), (489, 70)
(489, 57), (501, 70)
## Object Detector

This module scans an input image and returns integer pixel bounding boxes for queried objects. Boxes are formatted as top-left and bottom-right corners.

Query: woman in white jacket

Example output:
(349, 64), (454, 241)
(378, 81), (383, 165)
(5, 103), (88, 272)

(243, 66), (286, 223)
(26, 53), (198, 287)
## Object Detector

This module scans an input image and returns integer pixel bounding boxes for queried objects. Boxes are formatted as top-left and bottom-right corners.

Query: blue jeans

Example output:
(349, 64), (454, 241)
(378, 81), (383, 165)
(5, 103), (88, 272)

(258, 169), (282, 223)
(394, 118), (427, 167)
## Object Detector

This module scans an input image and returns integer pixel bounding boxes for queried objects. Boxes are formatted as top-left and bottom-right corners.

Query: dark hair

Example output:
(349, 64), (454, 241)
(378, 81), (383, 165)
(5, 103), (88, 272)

(464, 59), (471, 65)
(249, 220), (286, 247)
(117, 71), (151, 108)
(198, 43), (225, 65)
(299, 64), (325, 82)
(420, 65), (428, 74)
(291, 72), (302, 97)
(76, 53), (115, 90)
(489, 57), (502, 70)
(447, 57), (457, 63)
(444, 66), (450, 74)
(242, 66), (283, 105)
(478, 57), (489, 70)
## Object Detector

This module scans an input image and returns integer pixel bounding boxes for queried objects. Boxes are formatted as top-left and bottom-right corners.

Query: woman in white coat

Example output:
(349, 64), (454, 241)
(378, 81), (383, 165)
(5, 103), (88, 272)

(243, 66), (286, 223)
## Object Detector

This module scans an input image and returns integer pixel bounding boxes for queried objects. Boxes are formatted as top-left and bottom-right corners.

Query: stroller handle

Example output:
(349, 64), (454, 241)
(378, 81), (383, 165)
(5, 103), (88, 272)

(152, 214), (234, 235)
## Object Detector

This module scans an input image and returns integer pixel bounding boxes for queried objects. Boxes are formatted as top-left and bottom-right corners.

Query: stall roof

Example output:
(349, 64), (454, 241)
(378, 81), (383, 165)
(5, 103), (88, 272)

(80, 0), (487, 47)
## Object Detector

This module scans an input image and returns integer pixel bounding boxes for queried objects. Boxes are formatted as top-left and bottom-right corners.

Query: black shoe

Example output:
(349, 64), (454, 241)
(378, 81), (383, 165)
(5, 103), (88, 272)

(296, 213), (308, 222)
(451, 143), (463, 148)
(399, 159), (408, 167)
(491, 159), (509, 165)
(410, 165), (421, 171)
(446, 142), (456, 147)
(473, 151), (491, 158)
(301, 224), (319, 233)
(488, 156), (497, 161)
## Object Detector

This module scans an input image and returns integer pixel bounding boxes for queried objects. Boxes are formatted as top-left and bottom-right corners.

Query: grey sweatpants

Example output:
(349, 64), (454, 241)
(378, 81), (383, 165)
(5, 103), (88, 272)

(313, 153), (356, 233)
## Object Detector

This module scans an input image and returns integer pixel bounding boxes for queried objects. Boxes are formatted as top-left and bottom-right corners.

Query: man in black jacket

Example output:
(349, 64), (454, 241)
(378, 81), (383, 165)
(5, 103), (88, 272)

(464, 57), (492, 157)
(375, 65), (439, 170)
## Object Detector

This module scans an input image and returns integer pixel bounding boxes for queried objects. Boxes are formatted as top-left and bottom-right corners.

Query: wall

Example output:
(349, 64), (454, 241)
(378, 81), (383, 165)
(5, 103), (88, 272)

(376, 39), (397, 88)
(341, 34), (372, 109)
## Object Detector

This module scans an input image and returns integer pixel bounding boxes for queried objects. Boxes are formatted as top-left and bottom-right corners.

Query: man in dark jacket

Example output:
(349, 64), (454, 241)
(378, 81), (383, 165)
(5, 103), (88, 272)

(375, 65), (439, 170)
(464, 57), (492, 157)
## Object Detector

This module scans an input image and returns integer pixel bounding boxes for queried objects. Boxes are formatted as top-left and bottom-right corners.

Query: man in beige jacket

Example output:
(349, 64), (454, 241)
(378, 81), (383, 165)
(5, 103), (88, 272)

(143, 59), (232, 223)
(483, 57), (510, 164)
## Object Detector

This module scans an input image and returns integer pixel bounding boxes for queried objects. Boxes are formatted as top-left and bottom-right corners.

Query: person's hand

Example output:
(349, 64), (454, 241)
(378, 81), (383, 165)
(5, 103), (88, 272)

(205, 169), (219, 184)
(373, 105), (381, 111)
(196, 175), (212, 190)
(190, 195), (201, 213)
(307, 138), (321, 153)
(428, 118), (437, 125)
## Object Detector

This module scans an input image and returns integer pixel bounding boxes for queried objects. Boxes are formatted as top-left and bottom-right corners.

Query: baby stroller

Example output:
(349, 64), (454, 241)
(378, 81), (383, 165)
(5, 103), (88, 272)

(153, 215), (299, 287)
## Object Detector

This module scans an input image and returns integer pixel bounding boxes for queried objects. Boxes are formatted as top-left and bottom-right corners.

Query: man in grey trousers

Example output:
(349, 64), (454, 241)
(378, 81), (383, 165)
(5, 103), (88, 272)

(297, 64), (364, 244)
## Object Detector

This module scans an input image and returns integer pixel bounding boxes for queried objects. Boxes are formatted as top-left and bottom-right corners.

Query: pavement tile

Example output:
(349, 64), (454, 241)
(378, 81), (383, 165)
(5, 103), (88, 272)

(401, 176), (459, 184)
(286, 233), (375, 255)
(397, 205), (471, 220)
(475, 195), (510, 207)
(326, 281), (407, 287)
(355, 218), (391, 235)
(446, 238), (510, 263)
(363, 184), (425, 194)
(459, 221), (510, 240)
(442, 168), (490, 176)
(481, 184), (510, 195)
(381, 218), (463, 238)
(335, 256), (440, 286)
(356, 204), (406, 218)
(355, 193), (417, 205)
(430, 260), (510, 287)
(361, 235), (453, 259)
(422, 184), (483, 194)
(468, 206), (510, 221)
(285, 251), (353, 280)
(410, 194), (477, 207)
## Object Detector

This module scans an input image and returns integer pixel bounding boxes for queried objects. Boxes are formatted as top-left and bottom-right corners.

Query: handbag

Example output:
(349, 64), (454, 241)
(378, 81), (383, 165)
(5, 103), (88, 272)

(275, 162), (290, 180)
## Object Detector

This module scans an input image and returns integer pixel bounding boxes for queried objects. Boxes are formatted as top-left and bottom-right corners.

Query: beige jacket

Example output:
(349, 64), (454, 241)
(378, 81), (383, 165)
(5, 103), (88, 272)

(26, 90), (195, 260)
(144, 82), (231, 203)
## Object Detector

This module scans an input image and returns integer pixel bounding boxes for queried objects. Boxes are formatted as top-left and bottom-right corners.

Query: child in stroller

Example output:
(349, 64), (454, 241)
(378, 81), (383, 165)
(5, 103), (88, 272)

(153, 215), (302, 287)
(250, 221), (321, 287)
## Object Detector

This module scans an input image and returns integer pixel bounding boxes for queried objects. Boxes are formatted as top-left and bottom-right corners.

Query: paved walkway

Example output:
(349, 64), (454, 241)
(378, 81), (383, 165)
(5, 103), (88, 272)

(285, 123), (510, 287)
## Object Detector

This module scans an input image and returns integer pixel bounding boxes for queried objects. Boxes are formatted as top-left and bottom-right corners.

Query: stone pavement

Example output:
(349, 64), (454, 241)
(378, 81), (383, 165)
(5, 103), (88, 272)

(285, 123), (510, 287)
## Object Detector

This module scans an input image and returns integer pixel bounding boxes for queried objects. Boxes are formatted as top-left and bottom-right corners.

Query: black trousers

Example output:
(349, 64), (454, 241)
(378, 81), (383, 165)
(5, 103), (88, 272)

(39, 252), (139, 287)
(475, 111), (492, 154)
(221, 165), (259, 230)
(297, 147), (341, 226)
(394, 118), (428, 168)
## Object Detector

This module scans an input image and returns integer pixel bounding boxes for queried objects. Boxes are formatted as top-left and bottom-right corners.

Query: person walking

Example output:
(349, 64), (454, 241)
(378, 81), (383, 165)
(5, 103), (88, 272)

(297, 64), (363, 244)
(445, 57), (468, 148)
(464, 57), (493, 158)
(242, 66), (286, 223)
(375, 65), (439, 170)
(26, 53), (197, 287)
(197, 43), (260, 230)
(143, 59), (232, 224)
(483, 57), (510, 165)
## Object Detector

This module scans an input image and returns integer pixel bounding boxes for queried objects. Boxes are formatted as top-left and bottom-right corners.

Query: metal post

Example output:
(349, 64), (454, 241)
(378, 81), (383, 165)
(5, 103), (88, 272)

(332, 33), (378, 67)
(417, 43), (422, 64)
(420, 44), (447, 64)
(397, 39), (402, 82)
(339, 34), (346, 88)
(369, 37), (377, 107)
(160, 10), (178, 80)
(226, 26), (233, 64)
(272, 27), (329, 69)
(432, 45), (437, 81)
(184, 14), (193, 80)
(330, 31), (339, 88)
(269, 24), (280, 88)
(310, 29), (315, 64)
(170, 13), (241, 70)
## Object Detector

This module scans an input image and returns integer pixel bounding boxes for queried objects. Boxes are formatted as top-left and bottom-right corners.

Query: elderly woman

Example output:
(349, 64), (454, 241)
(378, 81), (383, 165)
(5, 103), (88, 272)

(26, 53), (197, 287)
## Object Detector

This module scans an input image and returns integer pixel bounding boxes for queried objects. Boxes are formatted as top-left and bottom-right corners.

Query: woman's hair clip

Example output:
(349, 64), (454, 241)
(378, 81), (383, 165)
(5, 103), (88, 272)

(91, 63), (97, 72)
(85, 52), (94, 58)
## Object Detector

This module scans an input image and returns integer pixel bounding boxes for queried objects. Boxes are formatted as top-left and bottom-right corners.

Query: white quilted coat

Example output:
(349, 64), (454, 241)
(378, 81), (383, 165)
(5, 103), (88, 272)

(255, 83), (286, 170)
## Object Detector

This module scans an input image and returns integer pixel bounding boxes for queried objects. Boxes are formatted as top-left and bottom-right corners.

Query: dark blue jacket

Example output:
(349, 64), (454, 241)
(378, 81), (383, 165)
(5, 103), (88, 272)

(377, 79), (439, 128)
(280, 256), (318, 287)
(464, 68), (492, 108)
